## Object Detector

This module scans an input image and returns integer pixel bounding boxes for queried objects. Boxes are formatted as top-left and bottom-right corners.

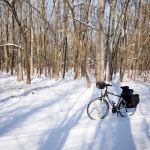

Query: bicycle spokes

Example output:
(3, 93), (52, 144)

(119, 99), (137, 117)
(87, 99), (109, 119)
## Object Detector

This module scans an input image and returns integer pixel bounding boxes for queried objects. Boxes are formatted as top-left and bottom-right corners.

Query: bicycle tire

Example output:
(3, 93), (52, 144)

(119, 99), (137, 117)
(87, 98), (109, 120)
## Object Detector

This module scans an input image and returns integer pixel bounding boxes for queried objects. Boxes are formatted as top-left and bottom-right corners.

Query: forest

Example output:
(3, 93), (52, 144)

(1, 1), (150, 149)
(0, 0), (150, 87)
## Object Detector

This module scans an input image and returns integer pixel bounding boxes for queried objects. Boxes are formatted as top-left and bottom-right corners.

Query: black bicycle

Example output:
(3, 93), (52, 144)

(87, 82), (139, 120)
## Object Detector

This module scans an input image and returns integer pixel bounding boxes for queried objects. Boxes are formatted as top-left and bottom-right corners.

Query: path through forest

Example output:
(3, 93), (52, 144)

(0, 71), (150, 150)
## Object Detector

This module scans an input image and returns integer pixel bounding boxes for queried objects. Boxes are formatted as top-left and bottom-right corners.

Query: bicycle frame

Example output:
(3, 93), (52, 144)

(101, 87), (122, 109)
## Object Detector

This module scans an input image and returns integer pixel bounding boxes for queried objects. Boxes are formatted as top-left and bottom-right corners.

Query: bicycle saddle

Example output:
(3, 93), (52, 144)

(120, 86), (129, 90)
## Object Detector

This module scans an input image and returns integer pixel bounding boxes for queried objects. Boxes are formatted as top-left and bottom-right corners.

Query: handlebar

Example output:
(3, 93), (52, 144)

(105, 84), (112, 87)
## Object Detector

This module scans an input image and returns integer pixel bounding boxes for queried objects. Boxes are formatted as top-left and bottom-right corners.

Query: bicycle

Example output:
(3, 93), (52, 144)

(87, 83), (139, 120)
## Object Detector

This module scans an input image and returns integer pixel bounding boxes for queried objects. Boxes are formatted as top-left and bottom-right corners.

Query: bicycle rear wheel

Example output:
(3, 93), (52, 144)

(119, 99), (137, 117)
(87, 98), (109, 120)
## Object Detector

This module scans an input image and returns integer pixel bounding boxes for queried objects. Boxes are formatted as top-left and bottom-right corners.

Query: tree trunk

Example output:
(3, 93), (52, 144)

(23, 36), (31, 84)
(16, 0), (23, 82)
(36, 0), (41, 78)
(63, 37), (67, 79)
(54, 0), (60, 81)
(96, 0), (105, 82)
(4, 6), (9, 73)
(0, 16), (2, 71)
(30, 0), (34, 76)
(120, 0), (130, 82)
(83, 0), (90, 88)
(106, 0), (117, 82)
(134, 0), (142, 82)
(0, 5), (3, 71)
(61, 0), (67, 77)
(9, 10), (13, 75)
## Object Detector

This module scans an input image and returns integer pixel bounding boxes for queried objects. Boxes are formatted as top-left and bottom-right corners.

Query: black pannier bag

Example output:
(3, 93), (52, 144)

(96, 82), (105, 89)
(122, 89), (134, 96)
(123, 94), (140, 108)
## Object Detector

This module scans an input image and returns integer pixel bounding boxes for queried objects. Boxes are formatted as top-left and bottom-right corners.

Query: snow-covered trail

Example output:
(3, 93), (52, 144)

(0, 71), (150, 150)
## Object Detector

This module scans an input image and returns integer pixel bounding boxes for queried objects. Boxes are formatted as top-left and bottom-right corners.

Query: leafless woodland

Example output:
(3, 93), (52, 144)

(0, 0), (150, 87)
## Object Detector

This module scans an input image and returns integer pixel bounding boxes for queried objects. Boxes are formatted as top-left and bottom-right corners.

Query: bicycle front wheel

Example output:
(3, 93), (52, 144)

(87, 98), (109, 120)
(119, 99), (137, 117)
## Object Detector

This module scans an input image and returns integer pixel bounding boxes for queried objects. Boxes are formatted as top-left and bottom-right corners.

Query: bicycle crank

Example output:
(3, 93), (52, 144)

(112, 106), (117, 113)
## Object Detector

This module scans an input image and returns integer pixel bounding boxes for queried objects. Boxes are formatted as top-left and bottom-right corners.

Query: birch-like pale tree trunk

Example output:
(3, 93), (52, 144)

(16, 0), (23, 82)
(43, 0), (47, 77)
(9, 10), (13, 75)
(4, 6), (9, 73)
(54, 0), (60, 81)
(36, 0), (41, 78)
(30, 0), (34, 76)
(0, 2), (3, 71)
(96, 0), (105, 82)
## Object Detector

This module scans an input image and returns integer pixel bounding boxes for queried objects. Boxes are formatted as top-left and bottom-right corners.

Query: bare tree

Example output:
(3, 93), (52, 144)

(30, 0), (34, 76)
(1, 0), (31, 84)
(54, 0), (60, 81)
(134, 0), (142, 82)
(106, 0), (117, 82)
(16, 0), (23, 82)
(0, 0), (150, 86)
(96, 0), (105, 82)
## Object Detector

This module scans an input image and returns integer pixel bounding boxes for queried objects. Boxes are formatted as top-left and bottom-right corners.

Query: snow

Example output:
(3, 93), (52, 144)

(0, 70), (150, 150)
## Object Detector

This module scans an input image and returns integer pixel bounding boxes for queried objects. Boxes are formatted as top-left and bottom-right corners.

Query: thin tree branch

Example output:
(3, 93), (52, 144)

(1, 0), (25, 37)
(0, 43), (23, 49)
(118, 44), (136, 53)
(24, 0), (55, 36)
(73, 0), (87, 9)
(71, 16), (95, 29)
(118, 46), (125, 51)
(126, 44), (135, 49)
